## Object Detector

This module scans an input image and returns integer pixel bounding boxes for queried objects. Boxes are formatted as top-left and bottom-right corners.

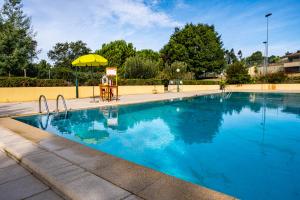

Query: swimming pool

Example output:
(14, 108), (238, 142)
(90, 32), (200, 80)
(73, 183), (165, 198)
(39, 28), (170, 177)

(16, 92), (300, 200)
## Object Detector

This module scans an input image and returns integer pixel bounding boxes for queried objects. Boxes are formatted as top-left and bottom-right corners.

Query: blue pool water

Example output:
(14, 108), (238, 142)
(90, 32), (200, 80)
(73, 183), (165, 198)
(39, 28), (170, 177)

(16, 92), (300, 200)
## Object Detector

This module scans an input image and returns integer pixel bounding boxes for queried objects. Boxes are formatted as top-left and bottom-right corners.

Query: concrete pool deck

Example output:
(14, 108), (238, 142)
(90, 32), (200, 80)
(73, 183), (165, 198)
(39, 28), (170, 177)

(0, 150), (64, 200)
(0, 91), (220, 117)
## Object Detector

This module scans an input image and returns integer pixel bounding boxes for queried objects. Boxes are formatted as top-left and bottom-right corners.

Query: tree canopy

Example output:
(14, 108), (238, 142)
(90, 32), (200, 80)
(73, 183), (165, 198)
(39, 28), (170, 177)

(245, 51), (263, 67)
(160, 23), (225, 79)
(47, 41), (91, 68)
(0, 0), (38, 76)
(136, 49), (160, 61)
(96, 40), (136, 75)
(124, 56), (159, 79)
(226, 62), (251, 84)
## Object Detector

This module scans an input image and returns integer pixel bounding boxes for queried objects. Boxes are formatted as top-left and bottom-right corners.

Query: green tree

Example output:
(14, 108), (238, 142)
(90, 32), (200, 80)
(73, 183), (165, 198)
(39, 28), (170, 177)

(224, 49), (238, 64)
(136, 49), (160, 61)
(160, 23), (225, 79)
(124, 56), (159, 79)
(0, 0), (38, 76)
(268, 55), (280, 63)
(246, 51), (263, 67)
(48, 41), (91, 68)
(237, 50), (243, 61)
(35, 59), (52, 79)
(226, 62), (251, 84)
(96, 40), (136, 76)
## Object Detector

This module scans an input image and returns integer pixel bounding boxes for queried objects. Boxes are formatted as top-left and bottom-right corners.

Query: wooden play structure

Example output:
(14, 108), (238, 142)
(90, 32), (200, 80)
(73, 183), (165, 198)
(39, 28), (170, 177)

(99, 67), (118, 101)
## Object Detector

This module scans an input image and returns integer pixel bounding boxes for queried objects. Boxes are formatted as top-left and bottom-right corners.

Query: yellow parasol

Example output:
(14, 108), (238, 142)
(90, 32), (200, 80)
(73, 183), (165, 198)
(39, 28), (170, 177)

(72, 54), (108, 101)
(72, 54), (108, 67)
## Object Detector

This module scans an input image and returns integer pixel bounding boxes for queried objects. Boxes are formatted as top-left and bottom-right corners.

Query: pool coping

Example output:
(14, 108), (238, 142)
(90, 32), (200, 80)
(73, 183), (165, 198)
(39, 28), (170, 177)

(0, 117), (237, 200)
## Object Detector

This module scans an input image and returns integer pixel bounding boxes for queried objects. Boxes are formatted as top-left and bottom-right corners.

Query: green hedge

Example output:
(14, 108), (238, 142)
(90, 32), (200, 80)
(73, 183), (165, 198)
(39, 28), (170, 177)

(118, 79), (163, 85)
(0, 77), (70, 87)
(182, 80), (220, 85)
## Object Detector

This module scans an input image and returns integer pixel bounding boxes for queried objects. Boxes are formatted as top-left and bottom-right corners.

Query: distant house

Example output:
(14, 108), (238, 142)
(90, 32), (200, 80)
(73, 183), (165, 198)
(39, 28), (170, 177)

(284, 51), (300, 74)
(248, 50), (300, 77)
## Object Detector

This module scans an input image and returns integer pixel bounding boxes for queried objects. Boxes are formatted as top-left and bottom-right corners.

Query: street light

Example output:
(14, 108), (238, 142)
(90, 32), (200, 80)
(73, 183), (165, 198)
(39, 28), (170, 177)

(263, 41), (267, 75)
(265, 13), (272, 74)
(176, 68), (180, 92)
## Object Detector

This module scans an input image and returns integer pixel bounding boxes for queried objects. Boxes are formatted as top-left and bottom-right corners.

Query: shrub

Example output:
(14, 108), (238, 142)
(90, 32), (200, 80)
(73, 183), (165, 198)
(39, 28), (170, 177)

(258, 72), (287, 83)
(118, 79), (162, 85)
(182, 80), (219, 85)
(0, 77), (70, 87)
(226, 62), (251, 84)
(124, 56), (159, 79)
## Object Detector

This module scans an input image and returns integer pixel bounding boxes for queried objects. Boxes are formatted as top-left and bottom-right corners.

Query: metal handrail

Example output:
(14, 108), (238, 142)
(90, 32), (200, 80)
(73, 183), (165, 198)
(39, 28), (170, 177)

(39, 95), (49, 114)
(38, 114), (50, 130)
(56, 94), (67, 113)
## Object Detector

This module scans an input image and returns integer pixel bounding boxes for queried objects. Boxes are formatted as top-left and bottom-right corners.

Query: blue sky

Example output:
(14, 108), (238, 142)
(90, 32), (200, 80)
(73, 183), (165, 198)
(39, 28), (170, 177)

(3, 0), (300, 60)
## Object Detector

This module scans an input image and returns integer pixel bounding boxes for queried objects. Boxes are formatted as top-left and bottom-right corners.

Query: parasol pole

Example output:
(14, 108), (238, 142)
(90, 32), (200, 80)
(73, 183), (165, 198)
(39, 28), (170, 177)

(76, 66), (79, 98)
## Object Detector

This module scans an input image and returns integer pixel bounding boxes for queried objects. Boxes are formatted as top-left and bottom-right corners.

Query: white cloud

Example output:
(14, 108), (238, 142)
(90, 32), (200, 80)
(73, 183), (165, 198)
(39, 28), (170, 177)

(22, 0), (180, 60)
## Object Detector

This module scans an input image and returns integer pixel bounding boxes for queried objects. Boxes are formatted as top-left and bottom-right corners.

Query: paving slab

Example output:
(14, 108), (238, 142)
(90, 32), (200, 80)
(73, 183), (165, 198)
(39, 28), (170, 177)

(38, 136), (79, 151)
(65, 173), (130, 200)
(45, 165), (87, 188)
(0, 126), (14, 138)
(25, 190), (64, 200)
(91, 158), (161, 194)
(22, 151), (73, 176)
(0, 118), (52, 142)
(138, 176), (234, 200)
(4, 141), (46, 159)
(0, 163), (30, 184)
(80, 153), (120, 171)
(53, 142), (107, 165)
(0, 175), (48, 200)
(0, 151), (17, 168)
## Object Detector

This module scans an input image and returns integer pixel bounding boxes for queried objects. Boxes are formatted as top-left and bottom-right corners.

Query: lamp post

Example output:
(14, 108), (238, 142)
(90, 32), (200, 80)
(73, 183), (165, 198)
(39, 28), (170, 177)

(265, 13), (272, 74)
(176, 68), (180, 92)
(263, 41), (267, 76)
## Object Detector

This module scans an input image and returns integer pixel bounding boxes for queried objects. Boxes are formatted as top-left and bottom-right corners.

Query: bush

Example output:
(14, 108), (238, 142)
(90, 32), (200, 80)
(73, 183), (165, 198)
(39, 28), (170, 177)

(124, 56), (159, 79)
(182, 80), (220, 85)
(286, 76), (300, 83)
(226, 62), (251, 84)
(118, 79), (162, 85)
(0, 77), (70, 87)
(257, 72), (287, 83)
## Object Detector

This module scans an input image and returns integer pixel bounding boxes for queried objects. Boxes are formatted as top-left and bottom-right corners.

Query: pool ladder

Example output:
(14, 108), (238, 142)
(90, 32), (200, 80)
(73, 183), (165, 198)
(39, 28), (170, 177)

(56, 94), (68, 114)
(39, 95), (49, 114)
(38, 94), (68, 114)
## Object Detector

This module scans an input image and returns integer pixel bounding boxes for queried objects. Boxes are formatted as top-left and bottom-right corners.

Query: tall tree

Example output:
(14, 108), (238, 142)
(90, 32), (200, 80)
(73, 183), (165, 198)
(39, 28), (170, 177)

(160, 23), (225, 79)
(0, 0), (38, 76)
(96, 40), (136, 75)
(48, 41), (91, 68)
(136, 49), (160, 61)
(225, 48), (238, 65)
(268, 55), (280, 63)
(226, 62), (251, 84)
(245, 51), (263, 67)
(237, 50), (243, 61)
(124, 56), (159, 79)
(35, 59), (52, 79)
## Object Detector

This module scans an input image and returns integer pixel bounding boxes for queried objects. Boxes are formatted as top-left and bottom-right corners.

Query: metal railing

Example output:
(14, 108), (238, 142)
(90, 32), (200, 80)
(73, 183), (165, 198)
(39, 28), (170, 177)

(38, 95), (49, 114)
(56, 94), (67, 113)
